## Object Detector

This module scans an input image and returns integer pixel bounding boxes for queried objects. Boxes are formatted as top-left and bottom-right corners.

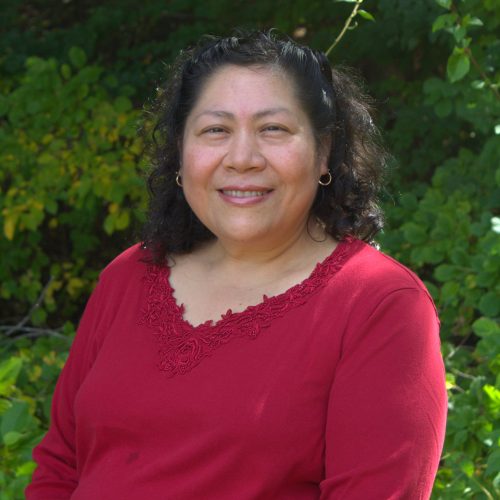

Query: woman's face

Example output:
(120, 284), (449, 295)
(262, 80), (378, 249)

(180, 64), (328, 250)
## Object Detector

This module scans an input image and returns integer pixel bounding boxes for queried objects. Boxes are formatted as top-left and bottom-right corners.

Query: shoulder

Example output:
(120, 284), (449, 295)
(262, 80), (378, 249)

(99, 243), (149, 280)
(341, 239), (428, 291)
(338, 238), (432, 295)
(326, 240), (442, 358)
(95, 243), (153, 298)
(333, 238), (438, 317)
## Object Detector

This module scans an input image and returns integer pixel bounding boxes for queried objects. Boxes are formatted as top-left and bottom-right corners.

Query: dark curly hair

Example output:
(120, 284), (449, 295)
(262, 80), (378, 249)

(142, 30), (387, 264)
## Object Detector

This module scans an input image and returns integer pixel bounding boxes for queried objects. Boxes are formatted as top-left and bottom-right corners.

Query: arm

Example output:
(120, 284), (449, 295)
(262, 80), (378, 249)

(26, 282), (104, 499)
(320, 288), (447, 500)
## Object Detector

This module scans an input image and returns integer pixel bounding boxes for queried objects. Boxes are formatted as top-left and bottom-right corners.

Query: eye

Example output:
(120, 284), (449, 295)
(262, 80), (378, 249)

(202, 126), (227, 134)
(262, 124), (289, 133)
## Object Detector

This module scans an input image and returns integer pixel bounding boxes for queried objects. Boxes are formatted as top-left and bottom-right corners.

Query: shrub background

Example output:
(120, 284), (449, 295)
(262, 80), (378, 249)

(1, 0), (499, 498)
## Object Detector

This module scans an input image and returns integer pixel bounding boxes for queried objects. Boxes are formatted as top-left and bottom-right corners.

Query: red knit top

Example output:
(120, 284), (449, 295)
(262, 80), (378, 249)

(26, 237), (447, 499)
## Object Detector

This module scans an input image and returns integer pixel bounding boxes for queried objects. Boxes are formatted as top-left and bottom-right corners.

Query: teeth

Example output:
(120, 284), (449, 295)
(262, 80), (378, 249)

(222, 190), (267, 197)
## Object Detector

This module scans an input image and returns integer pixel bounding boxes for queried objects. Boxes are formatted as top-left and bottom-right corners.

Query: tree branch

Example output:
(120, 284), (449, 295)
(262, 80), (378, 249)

(0, 325), (68, 340)
(325, 0), (364, 57)
(464, 47), (500, 101)
(4, 277), (53, 337)
(449, 3), (500, 101)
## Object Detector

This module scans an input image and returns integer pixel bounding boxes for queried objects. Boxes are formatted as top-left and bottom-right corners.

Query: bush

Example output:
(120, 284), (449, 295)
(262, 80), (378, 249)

(376, 0), (500, 496)
(0, 48), (146, 498)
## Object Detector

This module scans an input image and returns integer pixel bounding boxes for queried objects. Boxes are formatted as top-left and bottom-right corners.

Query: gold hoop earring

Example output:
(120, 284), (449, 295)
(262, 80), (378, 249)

(175, 172), (183, 187)
(318, 171), (332, 186)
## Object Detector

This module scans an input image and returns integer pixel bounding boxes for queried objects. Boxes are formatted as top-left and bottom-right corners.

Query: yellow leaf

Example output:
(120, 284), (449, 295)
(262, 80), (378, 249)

(42, 134), (54, 145)
(3, 214), (18, 240)
(33, 200), (44, 211)
(67, 277), (84, 297)
(445, 372), (456, 391)
(43, 351), (58, 366)
(29, 365), (42, 382)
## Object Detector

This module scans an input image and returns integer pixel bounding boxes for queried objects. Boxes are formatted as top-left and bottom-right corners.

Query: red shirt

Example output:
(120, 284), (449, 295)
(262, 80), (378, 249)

(26, 238), (447, 499)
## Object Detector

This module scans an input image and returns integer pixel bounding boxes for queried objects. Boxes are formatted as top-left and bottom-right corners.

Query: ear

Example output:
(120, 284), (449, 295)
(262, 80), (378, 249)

(318, 136), (332, 175)
(319, 156), (329, 176)
(177, 137), (184, 174)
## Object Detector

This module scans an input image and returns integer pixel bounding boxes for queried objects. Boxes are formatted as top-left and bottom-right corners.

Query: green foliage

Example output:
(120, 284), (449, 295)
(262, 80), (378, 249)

(1, 48), (146, 320)
(380, 141), (500, 498)
(376, 1), (500, 496)
(0, 335), (71, 498)
(0, 45), (147, 496)
(0, 0), (499, 497)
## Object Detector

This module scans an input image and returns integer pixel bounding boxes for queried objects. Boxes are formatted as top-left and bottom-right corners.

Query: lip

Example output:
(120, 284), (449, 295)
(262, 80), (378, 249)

(217, 185), (274, 206)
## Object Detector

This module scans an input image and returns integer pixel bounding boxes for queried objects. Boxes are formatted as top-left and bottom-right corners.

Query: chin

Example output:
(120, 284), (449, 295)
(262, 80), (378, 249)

(215, 225), (275, 244)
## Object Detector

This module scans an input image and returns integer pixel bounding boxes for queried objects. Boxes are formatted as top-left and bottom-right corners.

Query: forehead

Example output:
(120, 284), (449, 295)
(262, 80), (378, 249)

(190, 64), (303, 116)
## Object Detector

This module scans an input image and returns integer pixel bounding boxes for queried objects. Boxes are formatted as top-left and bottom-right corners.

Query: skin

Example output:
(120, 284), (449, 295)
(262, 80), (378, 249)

(172, 64), (337, 325)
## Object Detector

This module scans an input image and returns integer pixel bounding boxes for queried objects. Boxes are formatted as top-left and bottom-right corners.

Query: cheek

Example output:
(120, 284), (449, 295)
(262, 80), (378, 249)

(181, 149), (217, 186)
(273, 147), (320, 182)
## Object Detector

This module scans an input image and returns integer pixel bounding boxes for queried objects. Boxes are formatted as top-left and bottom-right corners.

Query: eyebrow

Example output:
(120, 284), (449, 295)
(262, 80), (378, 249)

(193, 107), (293, 120)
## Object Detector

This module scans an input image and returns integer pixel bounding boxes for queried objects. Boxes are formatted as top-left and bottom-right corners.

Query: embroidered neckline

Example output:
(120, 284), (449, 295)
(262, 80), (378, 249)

(139, 237), (359, 378)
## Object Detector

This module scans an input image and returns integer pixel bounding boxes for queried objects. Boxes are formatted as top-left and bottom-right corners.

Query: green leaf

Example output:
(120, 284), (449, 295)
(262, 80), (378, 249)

(483, 385), (500, 415)
(114, 210), (130, 230)
(434, 100), (452, 118)
(447, 48), (470, 83)
(450, 248), (469, 266)
(486, 449), (500, 477)
(399, 193), (418, 210)
(3, 431), (22, 447)
(450, 25), (466, 44)
(103, 214), (115, 235)
(432, 13), (457, 32)
(1, 401), (30, 436)
(459, 458), (475, 478)
(411, 245), (444, 265)
(479, 292), (500, 317)
(357, 9), (375, 21)
(114, 96), (132, 113)
(467, 16), (484, 27)
(473, 317), (500, 337)
(435, 0), (452, 8)
(402, 222), (427, 245)
(60, 63), (72, 80)
(0, 399), (11, 415)
(434, 264), (459, 282)
(493, 471), (500, 490)
(68, 46), (87, 69)
(16, 461), (37, 478)
(0, 358), (23, 395)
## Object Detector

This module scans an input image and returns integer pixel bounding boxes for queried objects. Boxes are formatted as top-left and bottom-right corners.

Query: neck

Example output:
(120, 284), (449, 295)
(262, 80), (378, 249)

(200, 221), (334, 274)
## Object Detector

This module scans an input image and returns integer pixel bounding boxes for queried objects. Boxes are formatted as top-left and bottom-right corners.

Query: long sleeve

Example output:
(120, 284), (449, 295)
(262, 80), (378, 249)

(320, 287), (447, 499)
(26, 281), (105, 499)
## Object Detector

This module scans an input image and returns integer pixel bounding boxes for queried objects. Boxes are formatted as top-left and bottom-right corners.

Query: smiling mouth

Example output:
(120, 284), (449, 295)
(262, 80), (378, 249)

(220, 190), (271, 198)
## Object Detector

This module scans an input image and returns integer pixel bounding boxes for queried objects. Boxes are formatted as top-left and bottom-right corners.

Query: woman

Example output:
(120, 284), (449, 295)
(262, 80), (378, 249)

(27, 31), (447, 499)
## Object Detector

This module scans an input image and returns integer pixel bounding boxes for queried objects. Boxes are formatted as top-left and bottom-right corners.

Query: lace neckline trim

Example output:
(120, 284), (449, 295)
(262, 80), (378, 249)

(139, 237), (360, 378)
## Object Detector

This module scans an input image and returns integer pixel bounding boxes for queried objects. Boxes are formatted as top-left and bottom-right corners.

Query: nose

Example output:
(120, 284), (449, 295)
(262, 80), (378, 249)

(222, 131), (266, 172)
